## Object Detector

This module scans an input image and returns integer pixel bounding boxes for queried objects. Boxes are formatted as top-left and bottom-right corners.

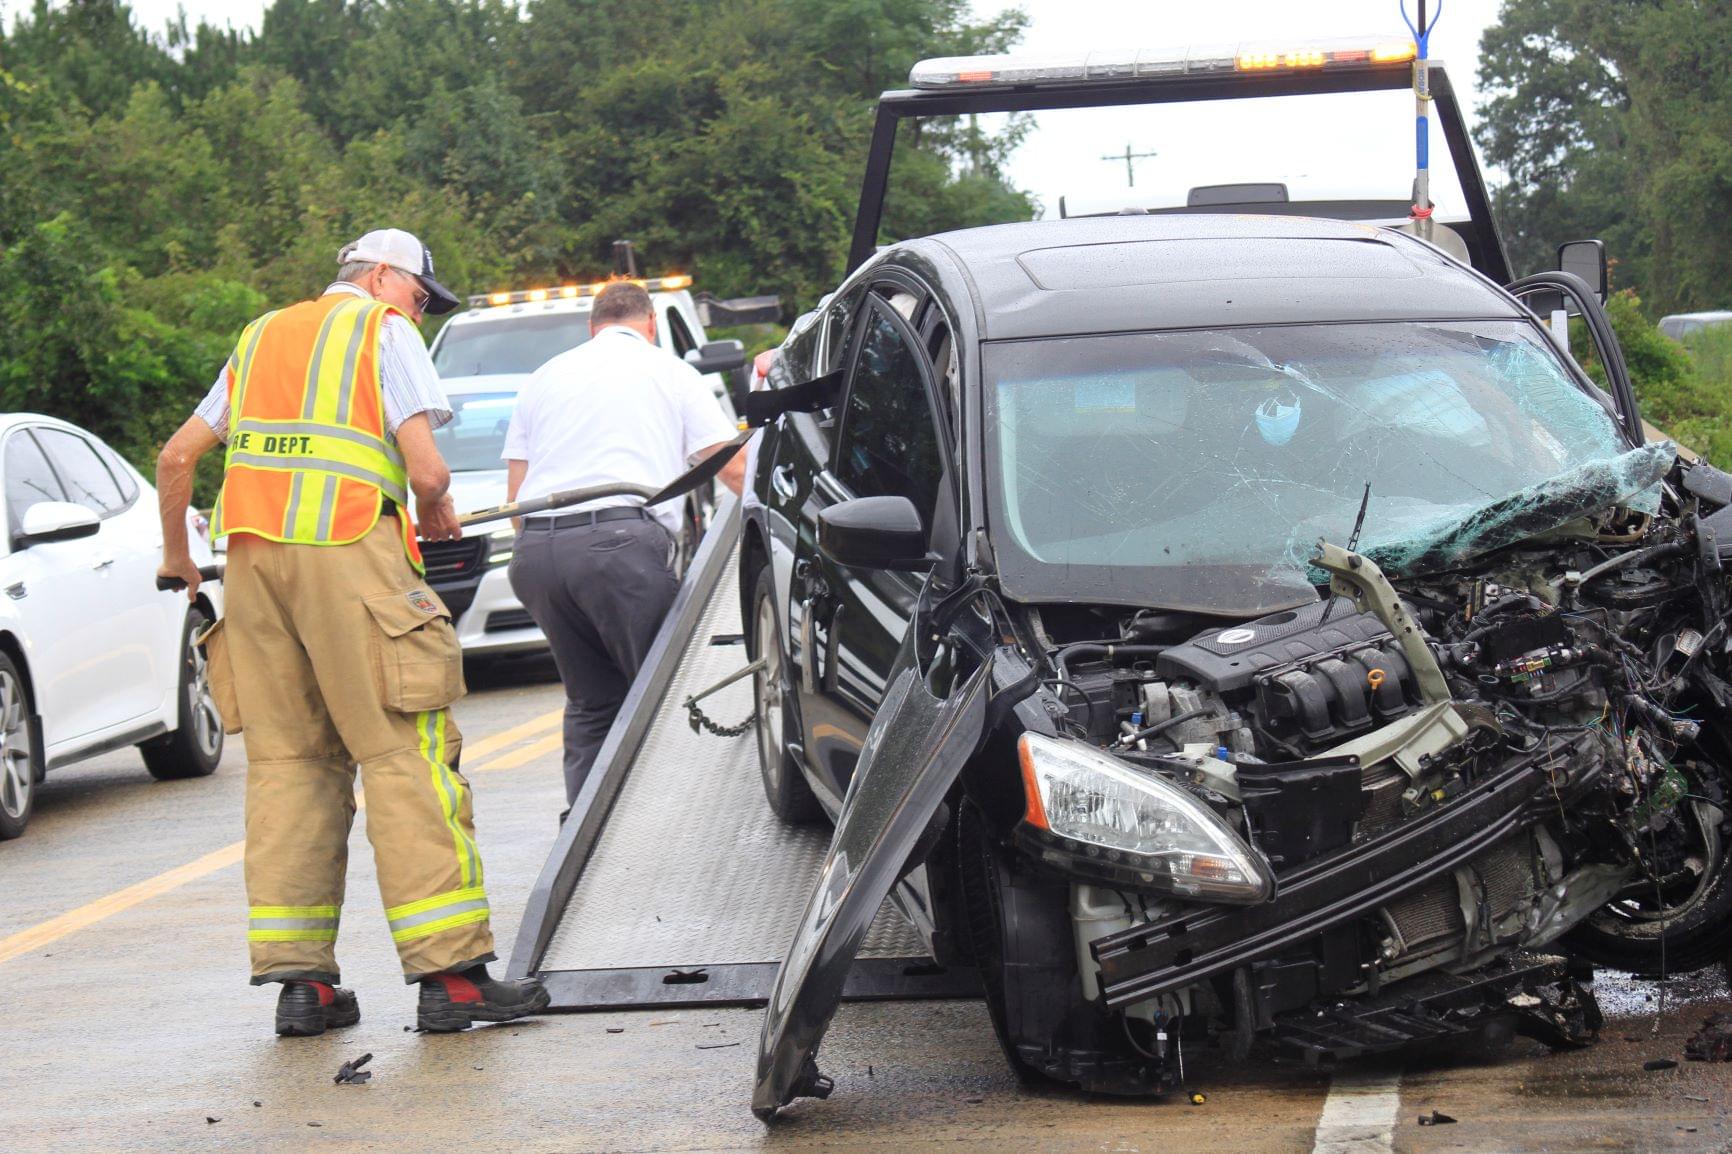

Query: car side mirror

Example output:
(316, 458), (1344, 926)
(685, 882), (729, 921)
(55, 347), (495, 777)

(1557, 240), (1607, 306)
(17, 501), (100, 547)
(685, 340), (747, 375)
(818, 496), (932, 571)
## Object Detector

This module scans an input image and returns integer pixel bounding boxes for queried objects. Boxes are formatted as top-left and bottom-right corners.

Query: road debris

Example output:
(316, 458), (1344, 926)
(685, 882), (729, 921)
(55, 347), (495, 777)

(1684, 1012), (1731, 1062)
(205, 1117), (220, 1125)
(334, 1053), (374, 1085)
(606, 1027), (624, 1034)
(1189, 1093), (1207, 1106)
(1418, 1110), (1457, 1126)
(1641, 1058), (1678, 1071)
(696, 1041), (741, 1050)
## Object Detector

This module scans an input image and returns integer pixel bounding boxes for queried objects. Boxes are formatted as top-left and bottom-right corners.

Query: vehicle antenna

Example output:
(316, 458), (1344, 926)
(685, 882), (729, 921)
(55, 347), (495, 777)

(1319, 482), (1373, 626)
(1400, 0), (1442, 242)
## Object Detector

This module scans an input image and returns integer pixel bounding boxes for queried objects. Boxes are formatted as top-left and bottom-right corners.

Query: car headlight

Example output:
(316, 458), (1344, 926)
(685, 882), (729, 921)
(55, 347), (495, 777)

(488, 526), (514, 565)
(1016, 732), (1273, 904)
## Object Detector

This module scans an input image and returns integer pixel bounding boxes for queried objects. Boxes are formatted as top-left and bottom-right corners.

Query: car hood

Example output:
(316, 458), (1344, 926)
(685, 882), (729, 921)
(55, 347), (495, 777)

(449, 469), (509, 537)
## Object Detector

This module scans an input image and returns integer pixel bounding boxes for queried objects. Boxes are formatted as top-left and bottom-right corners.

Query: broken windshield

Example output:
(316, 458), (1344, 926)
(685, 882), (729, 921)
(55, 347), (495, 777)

(984, 320), (1651, 613)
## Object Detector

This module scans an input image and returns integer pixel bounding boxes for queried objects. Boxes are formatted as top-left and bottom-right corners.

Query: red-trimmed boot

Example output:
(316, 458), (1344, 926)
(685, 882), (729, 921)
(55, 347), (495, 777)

(275, 980), (361, 1037)
(417, 966), (550, 1032)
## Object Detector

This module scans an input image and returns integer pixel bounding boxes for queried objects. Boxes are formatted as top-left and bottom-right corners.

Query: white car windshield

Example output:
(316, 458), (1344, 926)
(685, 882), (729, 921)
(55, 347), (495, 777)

(985, 319), (1662, 613)
(432, 314), (590, 376)
(432, 392), (517, 473)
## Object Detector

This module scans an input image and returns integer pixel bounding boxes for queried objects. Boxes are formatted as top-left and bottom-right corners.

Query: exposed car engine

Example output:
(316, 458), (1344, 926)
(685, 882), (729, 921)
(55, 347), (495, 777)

(1022, 458), (1732, 1080)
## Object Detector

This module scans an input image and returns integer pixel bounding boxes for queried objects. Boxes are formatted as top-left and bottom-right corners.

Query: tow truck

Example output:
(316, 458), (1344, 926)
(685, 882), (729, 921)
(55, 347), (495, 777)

(500, 29), (1654, 1117)
(422, 245), (777, 653)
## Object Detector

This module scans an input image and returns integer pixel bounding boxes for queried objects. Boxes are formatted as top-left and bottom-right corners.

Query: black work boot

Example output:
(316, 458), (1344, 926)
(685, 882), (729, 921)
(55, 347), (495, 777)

(275, 980), (361, 1037)
(416, 966), (550, 1032)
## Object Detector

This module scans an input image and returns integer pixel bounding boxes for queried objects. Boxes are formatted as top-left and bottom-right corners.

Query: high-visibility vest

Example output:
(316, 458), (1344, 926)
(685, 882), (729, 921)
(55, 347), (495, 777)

(210, 294), (423, 570)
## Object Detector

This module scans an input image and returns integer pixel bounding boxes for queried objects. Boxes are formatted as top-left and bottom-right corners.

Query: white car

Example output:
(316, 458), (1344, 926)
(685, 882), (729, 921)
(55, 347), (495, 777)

(0, 415), (225, 839)
(426, 376), (545, 656)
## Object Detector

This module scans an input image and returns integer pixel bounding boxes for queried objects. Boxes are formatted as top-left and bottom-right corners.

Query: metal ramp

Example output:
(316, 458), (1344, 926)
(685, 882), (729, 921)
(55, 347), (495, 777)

(508, 496), (978, 1008)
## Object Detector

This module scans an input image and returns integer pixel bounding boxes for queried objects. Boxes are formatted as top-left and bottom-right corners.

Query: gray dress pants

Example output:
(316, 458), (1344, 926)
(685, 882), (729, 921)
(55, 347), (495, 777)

(508, 516), (679, 806)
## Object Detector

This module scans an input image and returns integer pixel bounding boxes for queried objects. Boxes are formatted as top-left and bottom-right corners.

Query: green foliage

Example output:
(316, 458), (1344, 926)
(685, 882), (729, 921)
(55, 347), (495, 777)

(0, 0), (1030, 500)
(1574, 290), (1732, 468)
(1477, 0), (1732, 313)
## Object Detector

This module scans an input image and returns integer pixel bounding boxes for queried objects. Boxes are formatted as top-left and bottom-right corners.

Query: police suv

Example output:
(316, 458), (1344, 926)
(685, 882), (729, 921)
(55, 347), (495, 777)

(426, 274), (758, 655)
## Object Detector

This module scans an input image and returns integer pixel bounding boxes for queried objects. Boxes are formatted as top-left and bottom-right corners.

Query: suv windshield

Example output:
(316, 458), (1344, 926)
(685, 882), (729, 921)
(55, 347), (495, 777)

(432, 392), (517, 472)
(985, 320), (1647, 614)
(432, 313), (590, 376)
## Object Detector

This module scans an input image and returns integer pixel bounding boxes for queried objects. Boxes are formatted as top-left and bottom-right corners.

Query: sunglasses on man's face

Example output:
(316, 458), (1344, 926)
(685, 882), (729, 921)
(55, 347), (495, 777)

(385, 265), (430, 312)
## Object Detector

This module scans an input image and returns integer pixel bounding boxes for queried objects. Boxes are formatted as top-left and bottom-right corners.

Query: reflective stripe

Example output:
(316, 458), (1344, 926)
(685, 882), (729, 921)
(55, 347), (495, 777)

(385, 885), (489, 943)
(234, 418), (393, 456)
(226, 453), (410, 507)
(300, 303), (347, 419)
(418, 710), (480, 889)
(281, 473), (306, 537)
(247, 904), (339, 943)
(333, 306), (370, 426)
(314, 472), (339, 538)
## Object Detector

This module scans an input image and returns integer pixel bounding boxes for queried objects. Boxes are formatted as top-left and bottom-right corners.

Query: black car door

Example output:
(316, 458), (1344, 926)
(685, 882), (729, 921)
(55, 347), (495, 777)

(792, 291), (949, 800)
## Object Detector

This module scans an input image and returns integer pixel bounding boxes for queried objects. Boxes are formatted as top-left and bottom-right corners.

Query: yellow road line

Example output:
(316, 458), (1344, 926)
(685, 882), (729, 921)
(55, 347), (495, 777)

(0, 714), (567, 968)
(477, 731), (563, 771)
(463, 708), (562, 762)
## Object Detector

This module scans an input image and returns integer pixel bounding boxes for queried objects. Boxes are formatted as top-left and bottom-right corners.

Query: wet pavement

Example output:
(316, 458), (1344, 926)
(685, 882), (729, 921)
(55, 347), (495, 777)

(2, 655), (1729, 1153)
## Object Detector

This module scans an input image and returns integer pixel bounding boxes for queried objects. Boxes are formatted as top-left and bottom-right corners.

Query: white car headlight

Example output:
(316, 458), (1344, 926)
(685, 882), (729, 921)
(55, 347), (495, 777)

(1017, 732), (1273, 904)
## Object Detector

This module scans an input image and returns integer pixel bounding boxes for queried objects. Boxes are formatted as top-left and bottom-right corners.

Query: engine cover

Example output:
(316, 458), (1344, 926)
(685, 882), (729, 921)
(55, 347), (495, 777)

(1157, 599), (1419, 747)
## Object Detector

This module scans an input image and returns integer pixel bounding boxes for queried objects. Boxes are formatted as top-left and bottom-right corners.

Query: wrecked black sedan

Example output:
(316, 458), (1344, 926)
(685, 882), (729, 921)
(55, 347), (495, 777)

(740, 206), (1732, 1117)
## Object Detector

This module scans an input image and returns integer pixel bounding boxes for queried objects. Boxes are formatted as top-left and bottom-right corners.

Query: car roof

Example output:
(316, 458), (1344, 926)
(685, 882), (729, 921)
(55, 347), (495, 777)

(1659, 310), (1732, 323)
(912, 213), (1523, 340)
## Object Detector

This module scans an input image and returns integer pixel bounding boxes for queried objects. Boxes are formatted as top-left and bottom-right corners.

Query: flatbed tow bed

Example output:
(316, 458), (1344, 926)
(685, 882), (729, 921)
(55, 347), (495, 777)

(505, 496), (979, 1009)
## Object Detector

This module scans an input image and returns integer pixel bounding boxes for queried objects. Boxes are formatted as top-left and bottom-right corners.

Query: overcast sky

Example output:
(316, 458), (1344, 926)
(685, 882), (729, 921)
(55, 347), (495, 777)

(7, 0), (1507, 214)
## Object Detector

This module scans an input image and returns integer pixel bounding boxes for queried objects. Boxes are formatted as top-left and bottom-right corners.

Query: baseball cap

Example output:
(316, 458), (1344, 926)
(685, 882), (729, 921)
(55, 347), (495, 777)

(338, 228), (460, 315)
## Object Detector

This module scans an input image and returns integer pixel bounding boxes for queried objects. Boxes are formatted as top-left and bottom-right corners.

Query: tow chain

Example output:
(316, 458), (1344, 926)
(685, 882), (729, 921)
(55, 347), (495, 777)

(683, 657), (765, 738)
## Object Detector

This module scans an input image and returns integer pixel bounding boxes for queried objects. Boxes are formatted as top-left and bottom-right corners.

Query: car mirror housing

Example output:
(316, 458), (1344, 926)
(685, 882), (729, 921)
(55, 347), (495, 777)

(684, 339), (748, 376)
(17, 501), (100, 547)
(818, 496), (932, 571)
(1557, 239), (1607, 306)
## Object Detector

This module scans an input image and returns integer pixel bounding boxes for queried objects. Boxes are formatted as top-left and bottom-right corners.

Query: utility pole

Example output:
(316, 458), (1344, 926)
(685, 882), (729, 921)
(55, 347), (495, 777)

(1101, 143), (1158, 188)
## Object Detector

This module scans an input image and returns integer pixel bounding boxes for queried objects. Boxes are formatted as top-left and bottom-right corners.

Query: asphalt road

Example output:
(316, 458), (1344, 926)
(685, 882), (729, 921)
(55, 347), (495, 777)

(2, 655), (1729, 1153)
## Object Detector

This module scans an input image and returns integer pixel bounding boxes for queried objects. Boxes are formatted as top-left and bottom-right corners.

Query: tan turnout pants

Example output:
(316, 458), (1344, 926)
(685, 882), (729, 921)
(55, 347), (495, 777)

(200, 518), (493, 984)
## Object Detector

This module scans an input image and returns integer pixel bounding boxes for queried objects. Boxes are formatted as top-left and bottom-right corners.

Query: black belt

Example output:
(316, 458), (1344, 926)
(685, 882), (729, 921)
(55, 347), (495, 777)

(380, 496), (399, 519)
(523, 506), (648, 531)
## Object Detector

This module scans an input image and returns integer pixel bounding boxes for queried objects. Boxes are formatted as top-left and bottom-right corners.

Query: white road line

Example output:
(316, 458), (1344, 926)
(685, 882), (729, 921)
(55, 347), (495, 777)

(1311, 1068), (1404, 1154)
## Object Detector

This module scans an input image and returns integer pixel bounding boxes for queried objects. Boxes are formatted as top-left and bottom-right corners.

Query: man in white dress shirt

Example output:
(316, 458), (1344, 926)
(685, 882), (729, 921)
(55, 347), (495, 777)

(503, 280), (744, 808)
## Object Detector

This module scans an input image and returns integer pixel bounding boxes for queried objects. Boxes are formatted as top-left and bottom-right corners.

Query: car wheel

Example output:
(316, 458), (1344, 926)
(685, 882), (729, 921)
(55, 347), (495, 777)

(139, 606), (223, 781)
(750, 564), (821, 824)
(0, 654), (38, 840)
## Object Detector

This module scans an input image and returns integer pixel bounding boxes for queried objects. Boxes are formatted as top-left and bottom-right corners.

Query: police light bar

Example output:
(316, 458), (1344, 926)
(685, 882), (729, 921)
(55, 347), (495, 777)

(909, 38), (1416, 89)
(469, 274), (694, 309)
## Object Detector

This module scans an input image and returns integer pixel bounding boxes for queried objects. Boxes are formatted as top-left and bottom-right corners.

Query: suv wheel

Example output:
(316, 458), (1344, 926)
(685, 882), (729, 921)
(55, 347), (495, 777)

(750, 565), (821, 823)
(0, 654), (39, 840)
(140, 607), (223, 781)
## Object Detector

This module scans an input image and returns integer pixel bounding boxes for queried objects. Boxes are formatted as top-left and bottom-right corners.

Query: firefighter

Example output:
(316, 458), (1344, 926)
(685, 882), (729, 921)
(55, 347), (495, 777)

(155, 229), (549, 1036)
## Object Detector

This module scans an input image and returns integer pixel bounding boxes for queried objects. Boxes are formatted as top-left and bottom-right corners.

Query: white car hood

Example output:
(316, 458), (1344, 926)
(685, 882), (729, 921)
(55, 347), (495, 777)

(448, 469), (510, 537)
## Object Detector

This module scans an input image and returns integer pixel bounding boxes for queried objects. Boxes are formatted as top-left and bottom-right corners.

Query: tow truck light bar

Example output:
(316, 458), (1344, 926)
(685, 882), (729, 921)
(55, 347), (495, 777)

(470, 274), (694, 309)
(909, 38), (1416, 89)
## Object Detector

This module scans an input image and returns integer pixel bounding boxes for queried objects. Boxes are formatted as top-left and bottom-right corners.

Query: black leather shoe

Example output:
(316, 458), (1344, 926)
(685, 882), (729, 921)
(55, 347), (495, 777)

(417, 968), (550, 1032)
(275, 981), (361, 1037)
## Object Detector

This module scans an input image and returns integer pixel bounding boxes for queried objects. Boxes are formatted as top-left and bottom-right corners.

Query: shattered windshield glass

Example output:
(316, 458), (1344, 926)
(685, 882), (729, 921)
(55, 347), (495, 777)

(984, 320), (1656, 613)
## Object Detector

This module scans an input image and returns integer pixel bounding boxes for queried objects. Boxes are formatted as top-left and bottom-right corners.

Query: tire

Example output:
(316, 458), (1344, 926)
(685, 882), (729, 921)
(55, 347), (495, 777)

(0, 653), (39, 840)
(749, 564), (821, 824)
(1563, 795), (1732, 975)
(957, 803), (1161, 1094)
(140, 606), (224, 781)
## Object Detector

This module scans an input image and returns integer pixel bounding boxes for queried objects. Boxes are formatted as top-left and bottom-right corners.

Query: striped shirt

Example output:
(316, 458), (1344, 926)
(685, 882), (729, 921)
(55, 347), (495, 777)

(193, 282), (452, 443)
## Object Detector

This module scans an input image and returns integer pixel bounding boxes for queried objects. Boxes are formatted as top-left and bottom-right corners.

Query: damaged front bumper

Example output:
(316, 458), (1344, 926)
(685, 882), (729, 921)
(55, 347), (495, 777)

(1089, 741), (1572, 1009)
